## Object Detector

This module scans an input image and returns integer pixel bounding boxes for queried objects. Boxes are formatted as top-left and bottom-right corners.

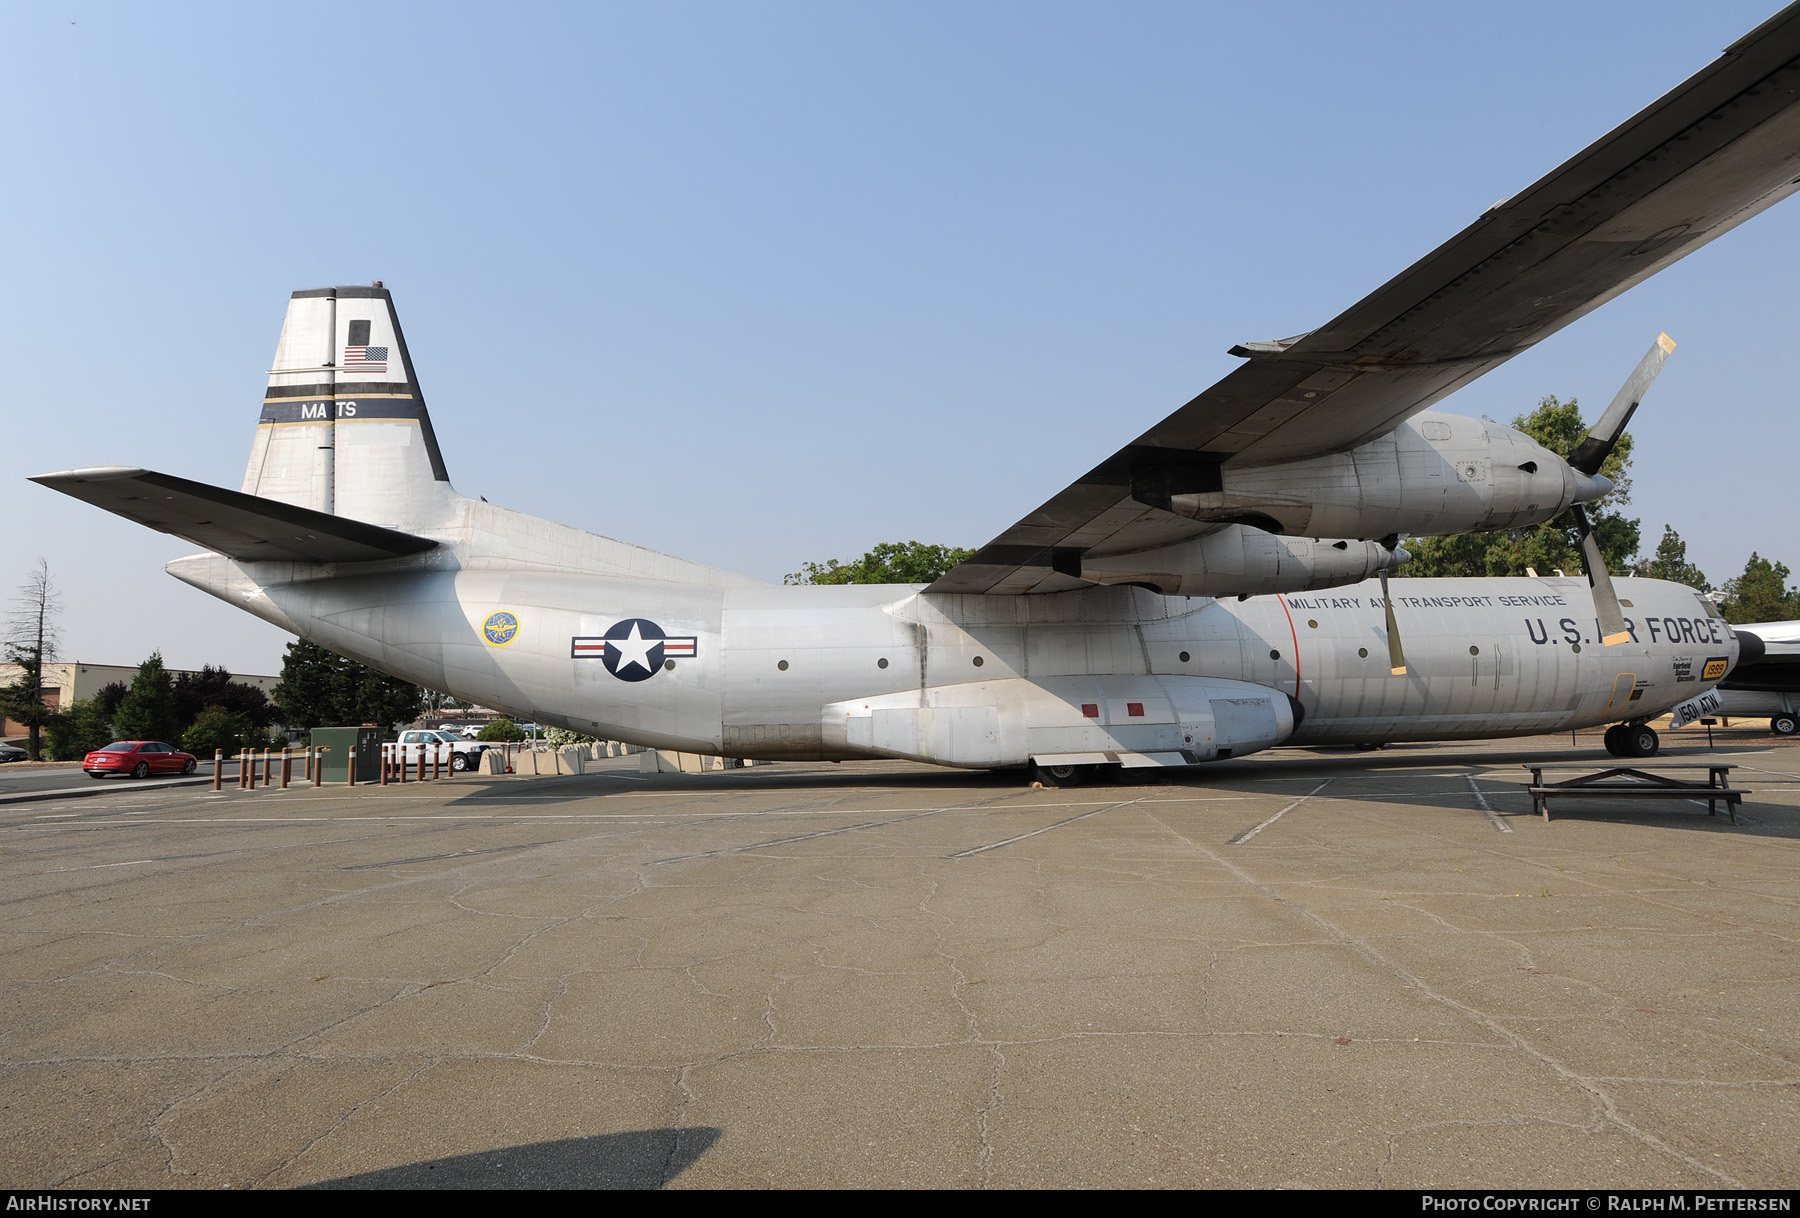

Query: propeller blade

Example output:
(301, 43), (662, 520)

(1574, 504), (1633, 646)
(1379, 566), (1407, 675)
(1569, 332), (1675, 475)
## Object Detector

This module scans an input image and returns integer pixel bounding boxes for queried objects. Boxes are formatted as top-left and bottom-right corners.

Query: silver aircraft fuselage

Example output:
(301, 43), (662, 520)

(168, 542), (1736, 769)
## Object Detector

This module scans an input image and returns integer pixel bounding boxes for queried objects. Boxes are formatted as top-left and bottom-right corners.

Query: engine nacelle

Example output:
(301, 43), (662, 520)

(1081, 525), (1402, 597)
(1165, 410), (1606, 539)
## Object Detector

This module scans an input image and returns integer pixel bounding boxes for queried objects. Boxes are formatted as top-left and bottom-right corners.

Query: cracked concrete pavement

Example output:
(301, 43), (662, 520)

(2, 730), (1796, 1189)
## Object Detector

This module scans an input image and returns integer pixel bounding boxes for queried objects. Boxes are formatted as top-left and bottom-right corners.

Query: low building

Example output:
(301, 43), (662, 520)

(0, 662), (280, 740)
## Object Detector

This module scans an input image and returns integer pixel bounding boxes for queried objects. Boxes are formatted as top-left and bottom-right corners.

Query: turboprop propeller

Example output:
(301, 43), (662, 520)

(1571, 333), (1676, 647)
(1377, 536), (1410, 675)
(1374, 334), (1672, 672)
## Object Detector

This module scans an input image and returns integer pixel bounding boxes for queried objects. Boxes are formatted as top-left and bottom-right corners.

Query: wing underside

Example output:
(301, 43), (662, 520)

(33, 467), (439, 564)
(932, 4), (1800, 595)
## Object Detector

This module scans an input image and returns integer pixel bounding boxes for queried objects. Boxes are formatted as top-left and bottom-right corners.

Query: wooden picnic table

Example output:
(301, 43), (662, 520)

(1521, 761), (1747, 824)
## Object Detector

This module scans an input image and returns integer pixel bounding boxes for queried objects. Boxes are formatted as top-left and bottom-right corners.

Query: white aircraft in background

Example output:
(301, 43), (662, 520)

(34, 5), (1800, 783)
(1671, 621), (1800, 735)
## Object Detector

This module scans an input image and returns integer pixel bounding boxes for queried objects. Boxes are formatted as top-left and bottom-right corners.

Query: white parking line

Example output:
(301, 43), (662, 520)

(1465, 773), (1513, 833)
(1228, 779), (1333, 845)
(947, 796), (1151, 858)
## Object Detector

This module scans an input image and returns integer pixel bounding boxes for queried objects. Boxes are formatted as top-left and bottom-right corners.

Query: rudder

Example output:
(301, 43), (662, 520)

(241, 284), (457, 531)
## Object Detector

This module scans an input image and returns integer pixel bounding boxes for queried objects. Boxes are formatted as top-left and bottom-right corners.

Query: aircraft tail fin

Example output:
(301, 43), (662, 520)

(241, 284), (459, 531)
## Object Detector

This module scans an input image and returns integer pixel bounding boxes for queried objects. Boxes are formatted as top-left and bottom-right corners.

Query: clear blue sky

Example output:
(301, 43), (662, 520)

(4, 1), (1796, 675)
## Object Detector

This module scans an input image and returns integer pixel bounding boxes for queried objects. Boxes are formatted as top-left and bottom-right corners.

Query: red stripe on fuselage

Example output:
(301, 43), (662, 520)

(1276, 595), (1301, 700)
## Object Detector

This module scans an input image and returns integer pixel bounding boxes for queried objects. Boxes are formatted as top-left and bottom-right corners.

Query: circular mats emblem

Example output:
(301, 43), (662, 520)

(483, 611), (520, 647)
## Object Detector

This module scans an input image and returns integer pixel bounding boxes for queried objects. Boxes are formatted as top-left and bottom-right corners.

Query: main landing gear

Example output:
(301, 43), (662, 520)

(1771, 713), (1798, 737)
(1033, 762), (1089, 788)
(1603, 723), (1660, 758)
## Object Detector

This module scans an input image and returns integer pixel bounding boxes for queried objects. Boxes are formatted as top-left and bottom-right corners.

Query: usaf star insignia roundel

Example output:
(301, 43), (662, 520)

(572, 619), (699, 682)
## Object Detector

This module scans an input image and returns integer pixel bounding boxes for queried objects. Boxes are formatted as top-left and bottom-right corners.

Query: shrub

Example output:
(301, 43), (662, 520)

(477, 718), (527, 742)
(45, 699), (114, 761)
(182, 706), (253, 757)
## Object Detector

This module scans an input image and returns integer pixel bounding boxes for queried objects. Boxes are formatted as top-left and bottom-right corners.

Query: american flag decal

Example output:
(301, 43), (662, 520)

(343, 345), (389, 373)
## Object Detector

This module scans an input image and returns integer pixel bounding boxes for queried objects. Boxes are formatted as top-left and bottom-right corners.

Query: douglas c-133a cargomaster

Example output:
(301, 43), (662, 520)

(35, 5), (1800, 783)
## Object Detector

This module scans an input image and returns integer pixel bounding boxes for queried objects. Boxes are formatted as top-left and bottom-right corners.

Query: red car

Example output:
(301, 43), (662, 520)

(84, 741), (198, 779)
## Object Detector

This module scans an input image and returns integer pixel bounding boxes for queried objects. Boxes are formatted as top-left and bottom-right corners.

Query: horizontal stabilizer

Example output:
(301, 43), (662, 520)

(32, 467), (439, 564)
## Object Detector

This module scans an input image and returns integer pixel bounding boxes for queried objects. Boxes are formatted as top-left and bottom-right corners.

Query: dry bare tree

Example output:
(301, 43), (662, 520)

(2, 559), (64, 760)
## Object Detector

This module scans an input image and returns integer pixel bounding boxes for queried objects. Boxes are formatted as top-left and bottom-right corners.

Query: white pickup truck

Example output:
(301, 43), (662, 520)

(394, 729), (492, 772)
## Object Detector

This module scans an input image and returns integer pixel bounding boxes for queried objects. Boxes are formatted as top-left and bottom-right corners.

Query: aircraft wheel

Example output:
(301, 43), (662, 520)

(1771, 714), (1798, 737)
(1603, 725), (1627, 757)
(1034, 762), (1086, 788)
(1625, 725), (1660, 757)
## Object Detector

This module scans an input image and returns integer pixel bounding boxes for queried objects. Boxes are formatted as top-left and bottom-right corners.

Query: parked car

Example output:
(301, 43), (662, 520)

(84, 741), (198, 779)
(393, 729), (490, 772)
(0, 742), (27, 763)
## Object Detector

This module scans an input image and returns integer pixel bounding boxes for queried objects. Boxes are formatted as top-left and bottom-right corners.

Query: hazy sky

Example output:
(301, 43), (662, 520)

(4, 1), (1796, 675)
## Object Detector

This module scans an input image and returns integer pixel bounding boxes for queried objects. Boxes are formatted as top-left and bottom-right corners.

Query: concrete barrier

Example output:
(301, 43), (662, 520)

(557, 746), (585, 775)
(639, 750), (734, 774)
(480, 750), (508, 775)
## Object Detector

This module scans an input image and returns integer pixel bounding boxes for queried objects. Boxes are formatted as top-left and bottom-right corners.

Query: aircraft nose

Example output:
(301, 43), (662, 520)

(1572, 471), (1615, 502)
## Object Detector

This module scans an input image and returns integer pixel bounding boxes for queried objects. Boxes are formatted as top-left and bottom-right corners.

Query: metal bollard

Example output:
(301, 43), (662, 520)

(433, 745), (441, 780)
(239, 748), (248, 790)
(305, 746), (313, 783)
(380, 744), (389, 785)
(313, 746), (325, 787)
(281, 748), (291, 789)
(418, 747), (426, 783)
(213, 749), (223, 792)
(248, 749), (257, 790)
(347, 752), (357, 786)
(399, 745), (407, 783)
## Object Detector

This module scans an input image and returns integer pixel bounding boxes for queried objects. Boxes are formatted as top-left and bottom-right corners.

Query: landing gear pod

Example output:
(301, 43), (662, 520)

(823, 675), (1296, 770)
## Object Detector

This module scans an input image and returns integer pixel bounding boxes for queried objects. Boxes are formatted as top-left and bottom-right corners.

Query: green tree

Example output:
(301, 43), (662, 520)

(44, 698), (114, 761)
(172, 666), (279, 732)
(785, 540), (975, 586)
(272, 639), (423, 730)
(92, 682), (129, 721)
(271, 640), (340, 729)
(0, 559), (62, 760)
(181, 705), (254, 758)
(1404, 397), (1639, 578)
(112, 652), (182, 743)
(1631, 524), (1711, 590)
(477, 717), (527, 742)
(1716, 553), (1800, 624)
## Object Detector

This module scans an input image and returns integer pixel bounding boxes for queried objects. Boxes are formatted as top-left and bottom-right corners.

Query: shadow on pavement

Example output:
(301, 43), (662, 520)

(444, 763), (1026, 805)
(302, 1127), (723, 1189)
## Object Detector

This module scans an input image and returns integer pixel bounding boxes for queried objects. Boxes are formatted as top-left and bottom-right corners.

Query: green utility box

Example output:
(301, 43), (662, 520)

(310, 727), (384, 783)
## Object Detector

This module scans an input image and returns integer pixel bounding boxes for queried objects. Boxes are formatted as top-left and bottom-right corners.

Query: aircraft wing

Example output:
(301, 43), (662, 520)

(931, 5), (1800, 595)
(1721, 623), (1800, 692)
(32, 467), (440, 564)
